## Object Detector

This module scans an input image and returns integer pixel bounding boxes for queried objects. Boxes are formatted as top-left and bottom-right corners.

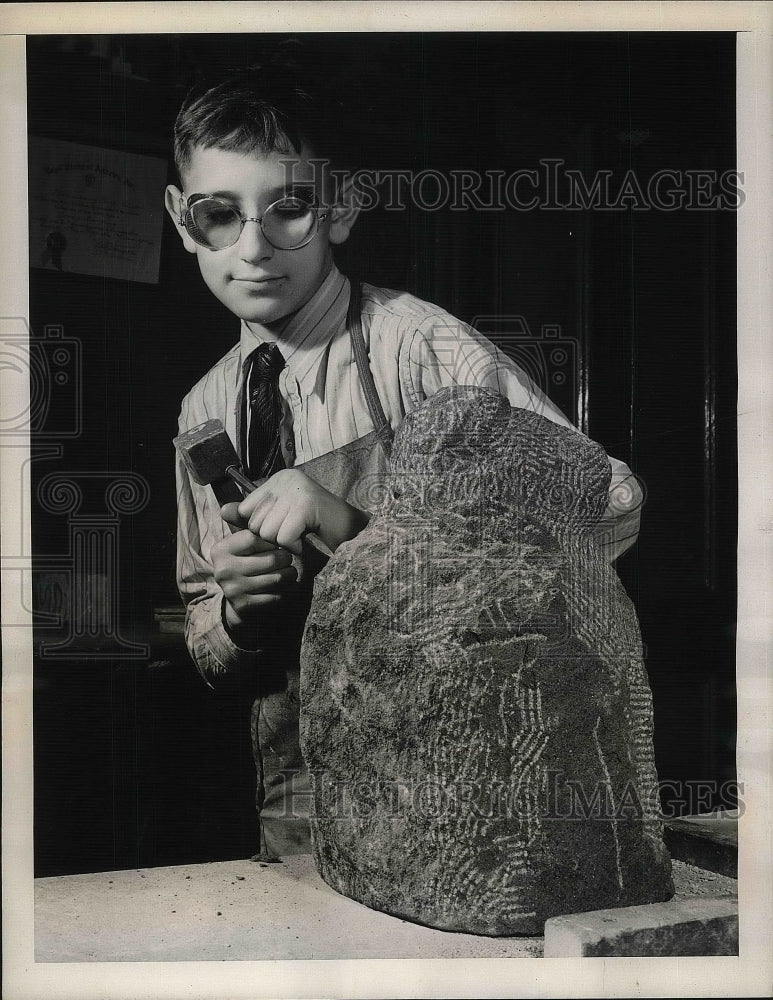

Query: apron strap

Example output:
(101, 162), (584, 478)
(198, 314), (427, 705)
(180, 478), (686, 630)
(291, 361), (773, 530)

(347, 281), (394, 460)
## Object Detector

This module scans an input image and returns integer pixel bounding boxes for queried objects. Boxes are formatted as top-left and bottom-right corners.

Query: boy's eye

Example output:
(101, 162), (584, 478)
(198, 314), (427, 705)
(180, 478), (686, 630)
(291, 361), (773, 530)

(187, 200), (240, 231)
(204, 207), (238, 224)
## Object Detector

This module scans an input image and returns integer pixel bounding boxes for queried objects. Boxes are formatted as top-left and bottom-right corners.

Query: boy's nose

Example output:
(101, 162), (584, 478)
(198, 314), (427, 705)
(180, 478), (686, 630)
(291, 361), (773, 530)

(237, 219), (274, 262)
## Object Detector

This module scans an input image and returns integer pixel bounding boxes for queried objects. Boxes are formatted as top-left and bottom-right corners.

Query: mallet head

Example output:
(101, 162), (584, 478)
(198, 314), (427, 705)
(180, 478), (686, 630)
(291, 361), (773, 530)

(174, 419), (333, 558)
(173, 419), (245, 504)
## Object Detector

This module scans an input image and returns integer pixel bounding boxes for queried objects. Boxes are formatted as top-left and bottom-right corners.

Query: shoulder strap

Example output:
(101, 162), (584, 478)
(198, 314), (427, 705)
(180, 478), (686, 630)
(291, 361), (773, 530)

(347, 281), (393, 459)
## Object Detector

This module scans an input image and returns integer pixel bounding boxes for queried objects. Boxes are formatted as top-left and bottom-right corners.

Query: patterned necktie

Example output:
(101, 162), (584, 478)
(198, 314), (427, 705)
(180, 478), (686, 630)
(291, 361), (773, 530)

(241, 342), (287, 480)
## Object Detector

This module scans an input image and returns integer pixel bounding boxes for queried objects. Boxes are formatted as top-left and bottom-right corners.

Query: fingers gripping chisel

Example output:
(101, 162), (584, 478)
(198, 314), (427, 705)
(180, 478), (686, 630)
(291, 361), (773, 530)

(173, 418), (333, 558)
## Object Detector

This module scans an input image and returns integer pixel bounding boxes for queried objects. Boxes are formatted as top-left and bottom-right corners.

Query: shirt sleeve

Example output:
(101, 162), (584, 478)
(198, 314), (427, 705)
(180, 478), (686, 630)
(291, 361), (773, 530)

(400, 314), (643, 560)
(175, 397), (263, 688)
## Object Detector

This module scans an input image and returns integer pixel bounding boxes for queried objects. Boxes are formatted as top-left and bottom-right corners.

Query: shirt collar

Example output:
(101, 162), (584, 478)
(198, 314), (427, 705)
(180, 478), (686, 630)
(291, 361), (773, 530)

(239, 264), (350, 386)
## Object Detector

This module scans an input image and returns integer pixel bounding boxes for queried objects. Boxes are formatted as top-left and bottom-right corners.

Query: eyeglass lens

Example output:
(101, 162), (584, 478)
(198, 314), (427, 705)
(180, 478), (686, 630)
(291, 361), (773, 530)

(187, 197), (318, 250)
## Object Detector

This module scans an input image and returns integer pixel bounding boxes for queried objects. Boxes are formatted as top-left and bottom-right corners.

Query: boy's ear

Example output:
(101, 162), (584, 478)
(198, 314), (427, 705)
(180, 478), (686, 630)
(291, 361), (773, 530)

(328, 175), (362, 246)
(165, 184), (198, 254)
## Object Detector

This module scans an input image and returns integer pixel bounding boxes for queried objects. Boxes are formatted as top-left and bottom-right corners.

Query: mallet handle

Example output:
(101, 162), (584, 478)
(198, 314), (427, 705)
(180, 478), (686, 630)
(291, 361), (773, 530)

(225, 465), (256, 494)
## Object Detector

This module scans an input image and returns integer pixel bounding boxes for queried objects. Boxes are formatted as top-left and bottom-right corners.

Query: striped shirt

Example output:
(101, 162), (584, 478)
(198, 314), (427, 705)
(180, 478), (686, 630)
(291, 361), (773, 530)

(176, 264), (643, 682)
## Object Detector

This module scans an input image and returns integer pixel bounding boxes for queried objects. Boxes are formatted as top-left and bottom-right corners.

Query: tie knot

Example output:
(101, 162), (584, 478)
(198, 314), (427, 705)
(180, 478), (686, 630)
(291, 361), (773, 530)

(250, 342), (286, 382)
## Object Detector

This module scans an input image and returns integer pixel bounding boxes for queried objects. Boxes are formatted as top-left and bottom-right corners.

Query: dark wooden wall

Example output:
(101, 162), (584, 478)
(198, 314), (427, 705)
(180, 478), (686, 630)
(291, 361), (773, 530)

(29, 32), (737, 875)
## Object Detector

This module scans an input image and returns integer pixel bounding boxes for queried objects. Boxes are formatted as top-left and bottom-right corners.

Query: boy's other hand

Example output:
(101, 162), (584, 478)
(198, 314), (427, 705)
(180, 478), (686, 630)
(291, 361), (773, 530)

(211, 528), (298, 631)
(230, 469), (370, 557)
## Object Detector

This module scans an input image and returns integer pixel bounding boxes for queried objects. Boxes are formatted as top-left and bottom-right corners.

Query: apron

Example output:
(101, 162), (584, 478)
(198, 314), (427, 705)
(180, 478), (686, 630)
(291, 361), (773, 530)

(251, 282), (394, 859)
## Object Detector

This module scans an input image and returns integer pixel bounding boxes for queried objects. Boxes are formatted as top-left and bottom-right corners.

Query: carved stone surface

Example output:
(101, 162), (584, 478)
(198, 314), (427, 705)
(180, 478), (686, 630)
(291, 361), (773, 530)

(300, 386), (673, 936)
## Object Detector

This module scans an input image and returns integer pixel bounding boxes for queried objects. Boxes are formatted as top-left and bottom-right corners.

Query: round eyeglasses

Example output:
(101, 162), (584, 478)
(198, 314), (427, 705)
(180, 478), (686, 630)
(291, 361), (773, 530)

(178, 193), (330, 251)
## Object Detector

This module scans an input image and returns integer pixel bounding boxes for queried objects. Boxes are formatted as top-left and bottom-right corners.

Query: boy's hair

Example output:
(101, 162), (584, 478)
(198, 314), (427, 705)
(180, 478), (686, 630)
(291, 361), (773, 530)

(173, 54), (356, 181)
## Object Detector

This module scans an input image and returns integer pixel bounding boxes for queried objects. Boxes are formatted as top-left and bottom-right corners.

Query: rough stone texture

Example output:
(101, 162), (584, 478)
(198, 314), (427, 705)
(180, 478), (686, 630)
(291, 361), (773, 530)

(543, 896), (738, 957)
(300, 386), (673, 936)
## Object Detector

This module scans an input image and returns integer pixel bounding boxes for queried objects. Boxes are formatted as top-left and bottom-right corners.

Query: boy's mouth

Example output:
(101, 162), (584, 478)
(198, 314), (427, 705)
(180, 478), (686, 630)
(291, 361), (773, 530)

(232, 275), (284, 285)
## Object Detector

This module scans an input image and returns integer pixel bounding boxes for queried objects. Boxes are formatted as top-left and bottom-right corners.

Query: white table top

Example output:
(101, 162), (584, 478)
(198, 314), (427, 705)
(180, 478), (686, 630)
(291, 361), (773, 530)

(34, 854), (544, 962)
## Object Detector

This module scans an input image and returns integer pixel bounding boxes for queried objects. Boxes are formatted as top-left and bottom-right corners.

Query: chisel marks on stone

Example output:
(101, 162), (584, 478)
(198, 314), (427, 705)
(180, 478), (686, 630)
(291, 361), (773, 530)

(300, 386), (673, 935)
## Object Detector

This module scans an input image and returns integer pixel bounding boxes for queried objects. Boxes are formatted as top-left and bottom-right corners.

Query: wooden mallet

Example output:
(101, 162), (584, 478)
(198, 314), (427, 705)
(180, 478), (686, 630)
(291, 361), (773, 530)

(174, 418), (333, 558)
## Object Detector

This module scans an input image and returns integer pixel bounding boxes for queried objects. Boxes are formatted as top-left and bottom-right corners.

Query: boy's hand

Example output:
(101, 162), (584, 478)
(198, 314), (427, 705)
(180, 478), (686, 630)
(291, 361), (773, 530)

(211, 529), (298, 632)
(222, 469), (370, 557)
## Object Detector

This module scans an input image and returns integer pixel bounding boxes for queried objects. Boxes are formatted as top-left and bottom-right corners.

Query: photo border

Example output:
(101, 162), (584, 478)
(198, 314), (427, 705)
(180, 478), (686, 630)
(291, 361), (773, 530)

(2, 3), (771, 998)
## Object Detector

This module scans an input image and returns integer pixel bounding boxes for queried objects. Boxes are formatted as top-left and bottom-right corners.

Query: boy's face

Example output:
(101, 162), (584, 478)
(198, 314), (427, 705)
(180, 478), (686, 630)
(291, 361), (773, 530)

(165, 145), (357, 329)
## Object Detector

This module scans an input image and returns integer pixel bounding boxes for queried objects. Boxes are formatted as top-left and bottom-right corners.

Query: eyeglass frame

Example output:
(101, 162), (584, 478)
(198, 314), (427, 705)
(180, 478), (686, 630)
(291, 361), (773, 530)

(177, 191), (331, 251)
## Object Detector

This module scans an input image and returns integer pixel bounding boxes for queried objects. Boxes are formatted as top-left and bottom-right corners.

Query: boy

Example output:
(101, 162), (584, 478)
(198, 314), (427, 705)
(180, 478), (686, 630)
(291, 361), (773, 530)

(165, 63), (642, 858)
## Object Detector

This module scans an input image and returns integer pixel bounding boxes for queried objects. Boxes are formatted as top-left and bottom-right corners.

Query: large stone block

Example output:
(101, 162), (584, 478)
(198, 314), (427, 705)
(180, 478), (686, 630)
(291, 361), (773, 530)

(543, 896), (738, 956)
(300, 386), (673, 936)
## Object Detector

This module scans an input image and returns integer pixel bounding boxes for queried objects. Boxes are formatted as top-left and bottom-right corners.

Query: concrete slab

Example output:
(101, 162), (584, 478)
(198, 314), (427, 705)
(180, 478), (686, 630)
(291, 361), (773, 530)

(34, 856), (737, 963)
(34, 855), (542, 962)
(543, 896), (738, 957)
